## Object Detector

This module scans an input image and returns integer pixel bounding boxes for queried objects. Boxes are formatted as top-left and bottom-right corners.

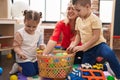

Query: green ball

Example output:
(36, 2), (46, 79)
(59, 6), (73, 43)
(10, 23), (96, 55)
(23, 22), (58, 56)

(55, 53), (63, 56)
(107, 75), (115, 80)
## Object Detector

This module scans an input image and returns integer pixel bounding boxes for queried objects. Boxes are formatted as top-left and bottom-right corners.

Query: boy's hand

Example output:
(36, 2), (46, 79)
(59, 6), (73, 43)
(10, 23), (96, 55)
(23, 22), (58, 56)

(73, 46), (85, 53)
(66, 45), (75, 53)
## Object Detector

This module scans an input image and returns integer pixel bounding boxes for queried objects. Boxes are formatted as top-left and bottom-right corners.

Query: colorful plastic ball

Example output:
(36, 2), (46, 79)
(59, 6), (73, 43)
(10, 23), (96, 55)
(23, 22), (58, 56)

(37, 50), (43, 54)
(63, 52), (68, 55)
(107, 75), (115, 80)
(96, 56), (103, 62)
(10, 75), (18, 80)
(6, 53), (12, 59)
(0, 67), (3, 75)
(55, 53), (63, 56)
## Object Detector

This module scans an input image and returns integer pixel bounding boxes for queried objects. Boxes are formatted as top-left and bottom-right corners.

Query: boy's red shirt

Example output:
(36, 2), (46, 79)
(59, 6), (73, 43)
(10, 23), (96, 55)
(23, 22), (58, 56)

(50, 20), (82, 49)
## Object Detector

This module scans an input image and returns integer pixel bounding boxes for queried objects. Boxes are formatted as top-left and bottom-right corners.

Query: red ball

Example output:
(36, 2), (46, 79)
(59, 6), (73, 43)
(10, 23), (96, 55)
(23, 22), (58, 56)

(96, 57), (103, 62)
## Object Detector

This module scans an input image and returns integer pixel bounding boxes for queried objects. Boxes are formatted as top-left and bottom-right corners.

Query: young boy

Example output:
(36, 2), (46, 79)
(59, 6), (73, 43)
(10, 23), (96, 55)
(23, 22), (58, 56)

(67, 0), (120, 79)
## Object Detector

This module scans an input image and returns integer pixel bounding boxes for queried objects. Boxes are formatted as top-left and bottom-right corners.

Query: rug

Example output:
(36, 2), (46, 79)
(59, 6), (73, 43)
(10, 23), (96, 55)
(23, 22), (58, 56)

(17, 73), (40, 80)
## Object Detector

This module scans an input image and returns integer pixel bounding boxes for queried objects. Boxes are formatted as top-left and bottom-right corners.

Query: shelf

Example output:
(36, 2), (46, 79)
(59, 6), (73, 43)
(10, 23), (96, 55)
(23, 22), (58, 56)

(0, 19), (16, 51)
(0, 36), (14, 39)
(0, 47), (13, 51)
(0, 19), (16, 24)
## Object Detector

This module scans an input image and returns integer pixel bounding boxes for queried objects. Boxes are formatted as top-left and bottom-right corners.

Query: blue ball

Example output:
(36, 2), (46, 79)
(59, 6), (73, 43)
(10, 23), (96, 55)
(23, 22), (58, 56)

(0, 67), (3, 75)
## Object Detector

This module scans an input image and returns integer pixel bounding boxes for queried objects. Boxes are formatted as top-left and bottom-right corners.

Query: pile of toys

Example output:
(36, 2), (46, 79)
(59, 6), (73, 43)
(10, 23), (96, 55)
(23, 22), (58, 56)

(37, 49), (75, 78)
(66, 56), (116, 80)
(36, 46), (116, 80)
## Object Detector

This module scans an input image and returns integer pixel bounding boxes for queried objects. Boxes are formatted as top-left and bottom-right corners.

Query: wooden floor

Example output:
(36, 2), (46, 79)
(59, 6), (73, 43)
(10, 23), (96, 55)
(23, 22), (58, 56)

(0, 54), (15, 80)
(0, 50), (120, 80)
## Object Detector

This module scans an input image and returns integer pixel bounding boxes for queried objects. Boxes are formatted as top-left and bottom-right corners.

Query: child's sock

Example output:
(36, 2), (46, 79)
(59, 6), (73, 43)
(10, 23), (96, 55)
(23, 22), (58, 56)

(9, 63), (19, 74)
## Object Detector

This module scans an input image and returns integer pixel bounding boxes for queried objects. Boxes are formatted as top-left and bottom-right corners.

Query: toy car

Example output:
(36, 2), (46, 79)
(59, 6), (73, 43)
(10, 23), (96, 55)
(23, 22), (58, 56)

(66, 68), (83, 80)
(81, 63), (92, 69)
(92, 63), (103, 70)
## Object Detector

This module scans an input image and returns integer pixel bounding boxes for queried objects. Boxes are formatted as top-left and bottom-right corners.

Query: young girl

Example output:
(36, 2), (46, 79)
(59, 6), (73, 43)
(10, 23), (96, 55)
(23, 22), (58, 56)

(67, 0), (120, 79)
(10, 10), (45, 77)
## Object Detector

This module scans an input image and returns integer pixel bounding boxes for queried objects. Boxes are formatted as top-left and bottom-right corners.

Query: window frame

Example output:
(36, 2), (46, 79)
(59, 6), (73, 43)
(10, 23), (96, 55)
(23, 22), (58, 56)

(12, 0), (69, 23)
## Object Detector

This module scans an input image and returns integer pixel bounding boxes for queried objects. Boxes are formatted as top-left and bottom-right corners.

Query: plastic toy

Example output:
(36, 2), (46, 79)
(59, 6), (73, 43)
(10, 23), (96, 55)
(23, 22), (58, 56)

(96, 56), (106, 64)
(81, 63), (92, 69)
(55, 53), (63, 56)
(96, 56), (104, 62)
(36, 48), (43, 54)
(66, 68), (83, 80)
(55, 46), (62, 49)
(0, 67), (3, 75)
(63, 52), (68, 55)
(72, 64), (81, 69)
(10, 75), (18, 80)
(6, 53), (12, 59)
(80, 68), (105, 80)
(17, 73), (27, 80)
(107, 75), (115, 80)
(66, 73), (83, 80)
(92, 63), (103, 70)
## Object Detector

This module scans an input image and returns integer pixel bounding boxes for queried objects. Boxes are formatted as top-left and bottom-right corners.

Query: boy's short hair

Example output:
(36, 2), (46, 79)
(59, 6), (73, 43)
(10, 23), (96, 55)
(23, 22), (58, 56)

(72, 0), (91, 6)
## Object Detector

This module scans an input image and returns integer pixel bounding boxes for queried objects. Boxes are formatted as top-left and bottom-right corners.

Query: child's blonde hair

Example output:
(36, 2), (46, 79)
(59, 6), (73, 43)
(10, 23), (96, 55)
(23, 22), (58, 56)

(72, 0), (91, 6)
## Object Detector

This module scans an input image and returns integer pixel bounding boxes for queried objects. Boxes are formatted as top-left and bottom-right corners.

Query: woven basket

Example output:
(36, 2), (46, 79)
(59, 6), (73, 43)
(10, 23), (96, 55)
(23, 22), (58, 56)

(37, 52), (75, 78)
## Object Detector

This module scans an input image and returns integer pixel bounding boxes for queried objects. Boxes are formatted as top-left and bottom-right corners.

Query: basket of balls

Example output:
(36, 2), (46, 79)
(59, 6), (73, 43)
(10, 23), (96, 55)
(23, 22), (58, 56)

(37, 50), (75, 78)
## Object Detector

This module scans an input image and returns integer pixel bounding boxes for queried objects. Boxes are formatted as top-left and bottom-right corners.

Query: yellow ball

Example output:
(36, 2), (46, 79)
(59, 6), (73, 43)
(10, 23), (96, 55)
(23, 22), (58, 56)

(63, 52), (68, 55)
(6, 53), (12, 59)
(36, 48), (40, 51)
(37, 50), (43, 54)
(10, 75), (18, 80)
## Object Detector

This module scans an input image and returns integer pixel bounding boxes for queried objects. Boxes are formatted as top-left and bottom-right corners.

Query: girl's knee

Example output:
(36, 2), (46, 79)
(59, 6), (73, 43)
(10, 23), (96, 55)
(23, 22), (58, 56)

(23, 70), (37, 77)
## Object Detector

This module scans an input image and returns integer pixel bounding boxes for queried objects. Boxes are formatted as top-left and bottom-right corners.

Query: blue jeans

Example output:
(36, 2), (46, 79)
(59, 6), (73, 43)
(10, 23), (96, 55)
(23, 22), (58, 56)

(18, 61), (39, 77)
(82, 42), (120, 78)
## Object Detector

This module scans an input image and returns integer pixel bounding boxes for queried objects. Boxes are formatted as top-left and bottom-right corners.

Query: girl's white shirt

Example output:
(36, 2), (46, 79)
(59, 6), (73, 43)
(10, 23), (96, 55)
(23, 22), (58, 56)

(16, 26), (43, 63)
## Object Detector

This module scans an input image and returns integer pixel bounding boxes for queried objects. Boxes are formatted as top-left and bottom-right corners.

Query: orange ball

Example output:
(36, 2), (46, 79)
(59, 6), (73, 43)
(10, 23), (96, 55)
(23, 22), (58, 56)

(6, 53), (12, 59)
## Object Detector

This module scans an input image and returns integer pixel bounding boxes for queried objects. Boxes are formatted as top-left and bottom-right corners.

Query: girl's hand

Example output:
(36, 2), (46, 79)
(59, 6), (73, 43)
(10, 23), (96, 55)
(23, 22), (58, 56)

(18, 53), (27, 60)
(39, 44), (46, 50)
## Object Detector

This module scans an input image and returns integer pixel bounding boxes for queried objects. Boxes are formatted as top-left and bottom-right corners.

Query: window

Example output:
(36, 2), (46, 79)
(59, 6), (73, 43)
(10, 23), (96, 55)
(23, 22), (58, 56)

(99, 0), (113, 23)
(13, 0), (29, 5)
(13, 0), (70, 22)
(45, 0), (60, 22)
(30, 0), (45, 21)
